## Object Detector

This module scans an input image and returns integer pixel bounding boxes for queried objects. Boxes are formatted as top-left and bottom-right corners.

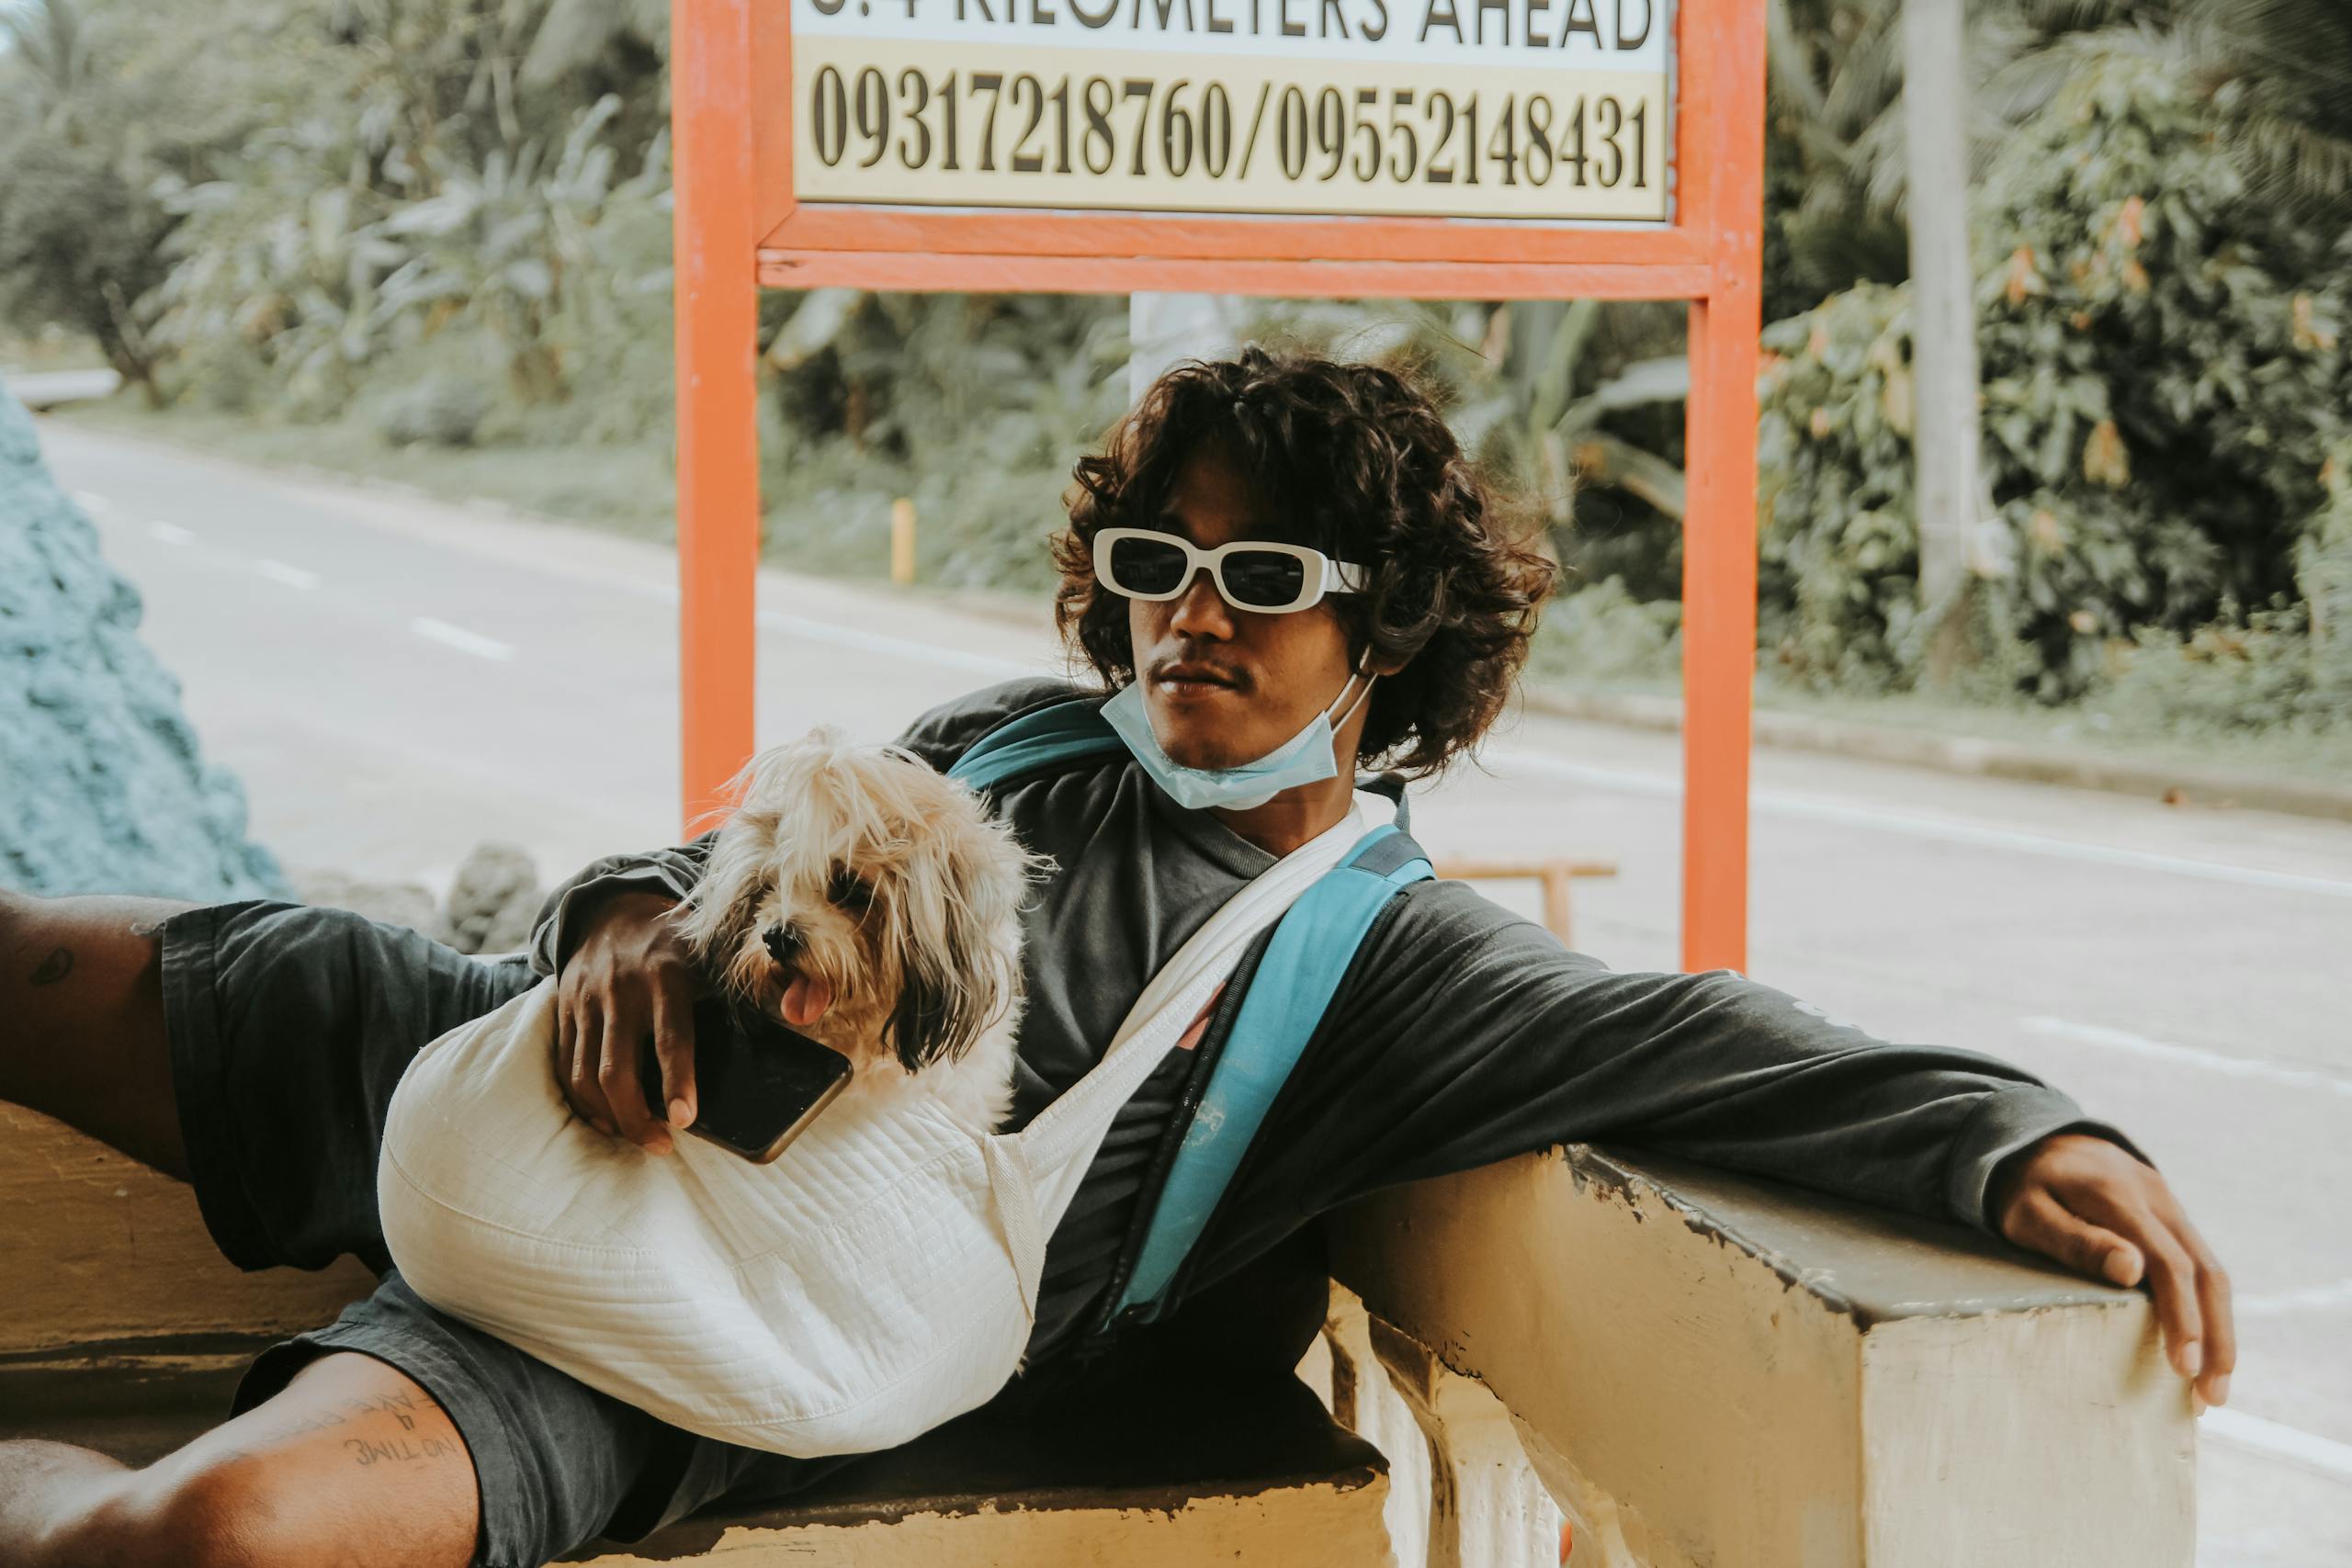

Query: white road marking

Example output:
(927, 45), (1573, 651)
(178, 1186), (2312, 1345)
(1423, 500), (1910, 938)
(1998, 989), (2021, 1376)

(752, 607), (1038, 679)
(409, 617), (514, 662)
(252, 558), (321, 591)
(149, 522), (195, 547)
(2238, 1279), (2352, 1318)
(2019, 1016), (2352, 1100)
(622, 581), (1043, 679)
(1487, 750), (2352, 901)
(2202, 1407), (2352, 1481)
(71, 489), (109, 513)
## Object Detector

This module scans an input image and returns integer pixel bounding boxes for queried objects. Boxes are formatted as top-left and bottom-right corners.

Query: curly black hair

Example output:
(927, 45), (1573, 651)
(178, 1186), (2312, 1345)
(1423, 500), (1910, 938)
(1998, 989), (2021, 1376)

(1053, 346), (1558, 776)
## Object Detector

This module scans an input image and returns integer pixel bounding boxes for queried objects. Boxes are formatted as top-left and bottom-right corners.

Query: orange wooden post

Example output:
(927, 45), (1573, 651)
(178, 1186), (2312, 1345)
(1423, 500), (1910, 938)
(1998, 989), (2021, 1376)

(1679, 0), (1768, 975)
(671, 0), (763, 834)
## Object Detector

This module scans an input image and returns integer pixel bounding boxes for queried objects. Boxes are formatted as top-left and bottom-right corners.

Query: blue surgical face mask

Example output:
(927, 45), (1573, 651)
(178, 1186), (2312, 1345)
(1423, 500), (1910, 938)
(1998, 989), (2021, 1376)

(1102, 670), (1376, 812)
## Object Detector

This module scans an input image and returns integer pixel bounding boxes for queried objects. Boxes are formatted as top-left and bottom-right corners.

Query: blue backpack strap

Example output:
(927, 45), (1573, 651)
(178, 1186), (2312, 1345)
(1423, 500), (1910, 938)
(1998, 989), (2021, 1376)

(1108, 823), (1434, 1326)
(946, 696), (1124, 792)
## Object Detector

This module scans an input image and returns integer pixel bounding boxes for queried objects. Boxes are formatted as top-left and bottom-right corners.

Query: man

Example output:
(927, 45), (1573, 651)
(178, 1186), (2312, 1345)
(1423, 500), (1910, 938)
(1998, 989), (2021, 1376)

(0, 349), (2232, 1568)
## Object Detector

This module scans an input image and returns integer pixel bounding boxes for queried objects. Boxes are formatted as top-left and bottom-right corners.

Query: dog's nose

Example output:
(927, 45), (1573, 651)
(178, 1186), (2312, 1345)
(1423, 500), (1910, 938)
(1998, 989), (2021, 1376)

(763, 924), (802, 965)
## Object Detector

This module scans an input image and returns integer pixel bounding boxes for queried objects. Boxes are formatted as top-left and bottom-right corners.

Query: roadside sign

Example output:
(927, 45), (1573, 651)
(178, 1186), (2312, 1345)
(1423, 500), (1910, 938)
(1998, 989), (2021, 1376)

(671, 0), (1762, 970)
(788, 0), (1672, 222)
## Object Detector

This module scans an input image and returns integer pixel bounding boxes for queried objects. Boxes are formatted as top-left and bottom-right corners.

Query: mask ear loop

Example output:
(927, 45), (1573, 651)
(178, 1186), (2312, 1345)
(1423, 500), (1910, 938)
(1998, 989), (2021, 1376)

(1327, 666), (1377, 731)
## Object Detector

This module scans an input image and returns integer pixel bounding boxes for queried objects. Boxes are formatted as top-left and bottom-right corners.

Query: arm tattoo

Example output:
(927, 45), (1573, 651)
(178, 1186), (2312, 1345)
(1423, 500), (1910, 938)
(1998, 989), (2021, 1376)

(345, 1435), (458, 1467)
(28, 948), (73, 986)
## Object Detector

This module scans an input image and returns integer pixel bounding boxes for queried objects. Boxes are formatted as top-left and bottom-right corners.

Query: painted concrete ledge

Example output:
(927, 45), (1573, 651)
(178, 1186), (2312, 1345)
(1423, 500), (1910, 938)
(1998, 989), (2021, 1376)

(12, 1348), (1392, 1568)
(0, 1105), (375, 1358)
(1524, 685), (2352, 824)
(2, 1107), (1393, 1565)
(1328, 1143), (2196, 1568)
(6, 1100), (2195, 1565)
(580, 1385), (1389, 1568)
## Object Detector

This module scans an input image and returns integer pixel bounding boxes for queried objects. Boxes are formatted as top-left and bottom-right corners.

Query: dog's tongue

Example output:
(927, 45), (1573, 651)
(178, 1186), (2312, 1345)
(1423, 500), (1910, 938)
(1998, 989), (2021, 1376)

(781, 973), (832, 1027)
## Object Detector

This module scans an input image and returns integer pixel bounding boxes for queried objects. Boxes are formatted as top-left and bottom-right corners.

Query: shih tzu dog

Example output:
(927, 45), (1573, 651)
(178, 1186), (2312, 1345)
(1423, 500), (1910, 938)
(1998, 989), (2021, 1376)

(674, 732), (1039, 1133)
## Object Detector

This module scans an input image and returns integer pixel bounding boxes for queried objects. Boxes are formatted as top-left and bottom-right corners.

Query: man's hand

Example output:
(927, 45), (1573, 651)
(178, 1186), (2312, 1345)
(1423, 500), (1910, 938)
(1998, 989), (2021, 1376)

(1991, 1132), (2233, 1409)
(552, 891), (703, 1154)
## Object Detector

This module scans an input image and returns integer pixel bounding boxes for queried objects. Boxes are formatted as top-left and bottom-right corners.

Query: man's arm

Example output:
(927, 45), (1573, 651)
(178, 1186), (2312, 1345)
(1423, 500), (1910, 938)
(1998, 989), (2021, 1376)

(1282, 897), (2127, 1221)
(525, 834), (716, 979)
(1233, 887), (2231, 1403)
(524, 835), (715, 1152)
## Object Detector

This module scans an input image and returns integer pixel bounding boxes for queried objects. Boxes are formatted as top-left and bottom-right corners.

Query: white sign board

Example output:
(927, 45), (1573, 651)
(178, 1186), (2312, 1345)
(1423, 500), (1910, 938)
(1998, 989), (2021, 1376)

(789, 0), (1672, 221)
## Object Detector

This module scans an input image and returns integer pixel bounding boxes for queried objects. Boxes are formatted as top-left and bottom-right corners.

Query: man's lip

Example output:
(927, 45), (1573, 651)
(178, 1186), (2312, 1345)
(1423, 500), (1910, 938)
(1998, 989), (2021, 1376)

(1153, 664), (1244, 689)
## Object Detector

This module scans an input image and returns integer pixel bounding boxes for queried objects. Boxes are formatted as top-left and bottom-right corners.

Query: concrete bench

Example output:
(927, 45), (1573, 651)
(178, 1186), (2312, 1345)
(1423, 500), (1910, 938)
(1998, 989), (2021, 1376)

(5, 1100), (2195, 1564)
(12, 1338), (1389, 1566)
(1324, 1145), (2196, 1567)
(0, 1100), (1389, 1563)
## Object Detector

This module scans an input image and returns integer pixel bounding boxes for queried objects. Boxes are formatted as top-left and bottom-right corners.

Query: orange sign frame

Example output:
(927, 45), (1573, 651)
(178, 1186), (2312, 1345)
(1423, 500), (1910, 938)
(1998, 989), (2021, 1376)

(669, 0), (1763, 971)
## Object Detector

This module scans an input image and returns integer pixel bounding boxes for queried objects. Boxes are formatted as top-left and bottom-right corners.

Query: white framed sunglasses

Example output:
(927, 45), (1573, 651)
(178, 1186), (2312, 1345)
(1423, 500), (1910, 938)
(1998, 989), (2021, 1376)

(1092, 527), (1370, 615)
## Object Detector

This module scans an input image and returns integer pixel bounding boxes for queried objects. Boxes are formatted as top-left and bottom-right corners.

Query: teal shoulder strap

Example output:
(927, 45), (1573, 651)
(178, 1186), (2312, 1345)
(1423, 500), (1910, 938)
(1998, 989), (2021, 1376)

(1109, 823), (1433, 1326)
(945, 696), (1123, 791)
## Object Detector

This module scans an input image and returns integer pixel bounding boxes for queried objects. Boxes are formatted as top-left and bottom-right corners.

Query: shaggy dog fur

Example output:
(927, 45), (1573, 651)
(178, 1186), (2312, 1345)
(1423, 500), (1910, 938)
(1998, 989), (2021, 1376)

(674, 734), (1039, 1134)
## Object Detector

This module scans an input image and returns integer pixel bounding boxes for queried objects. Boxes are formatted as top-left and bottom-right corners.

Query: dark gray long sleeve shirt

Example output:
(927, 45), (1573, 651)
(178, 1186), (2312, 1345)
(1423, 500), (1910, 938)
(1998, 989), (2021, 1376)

(531, 678), (2142, 1361)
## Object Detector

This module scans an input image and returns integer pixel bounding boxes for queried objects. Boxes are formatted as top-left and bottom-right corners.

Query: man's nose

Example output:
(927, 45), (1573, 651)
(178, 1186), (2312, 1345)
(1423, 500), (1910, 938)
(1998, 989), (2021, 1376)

(1168, 569), (1233, 639)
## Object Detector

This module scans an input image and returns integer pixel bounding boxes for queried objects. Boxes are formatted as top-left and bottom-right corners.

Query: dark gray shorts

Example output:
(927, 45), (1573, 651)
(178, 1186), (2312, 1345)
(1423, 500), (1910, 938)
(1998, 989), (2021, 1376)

(160, 901), (842, 1568)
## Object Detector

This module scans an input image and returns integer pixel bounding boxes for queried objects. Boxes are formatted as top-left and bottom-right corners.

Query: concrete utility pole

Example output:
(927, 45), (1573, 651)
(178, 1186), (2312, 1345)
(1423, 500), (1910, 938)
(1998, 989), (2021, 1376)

(1900, 0), (1996, 680)
(1128, 293), (1245, 407)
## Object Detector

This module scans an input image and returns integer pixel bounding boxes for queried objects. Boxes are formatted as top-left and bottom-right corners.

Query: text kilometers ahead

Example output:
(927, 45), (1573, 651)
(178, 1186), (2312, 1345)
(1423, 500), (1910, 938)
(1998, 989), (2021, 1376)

(786, 0), (1675, 223)
(805, 0), (1661, 54)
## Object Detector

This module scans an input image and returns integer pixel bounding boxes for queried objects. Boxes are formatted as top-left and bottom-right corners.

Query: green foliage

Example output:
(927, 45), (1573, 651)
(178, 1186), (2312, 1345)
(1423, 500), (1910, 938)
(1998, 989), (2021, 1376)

(152, 93), (673, 422)
(0, 0), (674, 425)
(1523, 575), (1682, 687)
(8, 0), (2347, 746)
(0, 0), (92, 128)
(375, 372), (492, 446)
(761, 291), (1132, 590)
(1757, 282), (1920, 690)
(2086, 609), (2339, 739)
(2194, 0), (2352, 220)
(1760, 36), (2351, 705)
(1759, 0), (2179, 319)
(2295, 443), (2352, 710)
(0, 131), (172, 389)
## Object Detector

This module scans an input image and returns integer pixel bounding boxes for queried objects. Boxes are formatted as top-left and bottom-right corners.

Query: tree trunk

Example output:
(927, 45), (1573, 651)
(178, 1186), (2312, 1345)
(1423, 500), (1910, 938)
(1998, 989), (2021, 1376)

(1900, 0), (1995, 683)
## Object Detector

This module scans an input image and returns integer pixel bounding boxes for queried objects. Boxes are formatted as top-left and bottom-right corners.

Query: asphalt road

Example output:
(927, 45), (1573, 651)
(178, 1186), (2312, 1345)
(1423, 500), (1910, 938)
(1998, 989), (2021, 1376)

(33, 416), (2352, 1566)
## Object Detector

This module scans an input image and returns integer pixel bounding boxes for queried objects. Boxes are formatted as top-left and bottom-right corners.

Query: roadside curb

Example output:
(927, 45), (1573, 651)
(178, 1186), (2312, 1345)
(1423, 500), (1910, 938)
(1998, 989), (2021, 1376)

(1521, 687), (2352, 825)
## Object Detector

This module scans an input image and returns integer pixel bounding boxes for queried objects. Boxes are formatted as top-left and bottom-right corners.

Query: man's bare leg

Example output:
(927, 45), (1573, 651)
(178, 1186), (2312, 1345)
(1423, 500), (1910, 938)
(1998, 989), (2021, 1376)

(0, 1350), (481, 1567)
(1, 897), (487, 1562)
(0, 890), (194, 1177)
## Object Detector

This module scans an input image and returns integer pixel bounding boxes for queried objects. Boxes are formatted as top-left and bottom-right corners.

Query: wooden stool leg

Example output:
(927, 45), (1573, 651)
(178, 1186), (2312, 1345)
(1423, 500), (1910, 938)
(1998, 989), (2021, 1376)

(1540, 866), (1574, 947)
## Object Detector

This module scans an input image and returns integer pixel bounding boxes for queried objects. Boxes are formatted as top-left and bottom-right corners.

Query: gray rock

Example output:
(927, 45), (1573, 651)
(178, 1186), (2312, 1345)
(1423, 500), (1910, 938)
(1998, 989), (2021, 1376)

(0, 389), (286, 899)
(441, 840), (544, 955)
(291, 869), (446, 941)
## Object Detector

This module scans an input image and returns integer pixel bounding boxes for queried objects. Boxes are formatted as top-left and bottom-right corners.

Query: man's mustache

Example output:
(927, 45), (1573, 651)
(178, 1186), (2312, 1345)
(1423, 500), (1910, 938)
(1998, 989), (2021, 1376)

(1148, 651), (1253, 692)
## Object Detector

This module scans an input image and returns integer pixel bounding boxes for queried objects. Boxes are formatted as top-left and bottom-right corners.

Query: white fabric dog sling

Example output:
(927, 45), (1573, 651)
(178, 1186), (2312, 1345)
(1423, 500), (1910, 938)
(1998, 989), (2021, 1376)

(376, 791), (1393, 1456)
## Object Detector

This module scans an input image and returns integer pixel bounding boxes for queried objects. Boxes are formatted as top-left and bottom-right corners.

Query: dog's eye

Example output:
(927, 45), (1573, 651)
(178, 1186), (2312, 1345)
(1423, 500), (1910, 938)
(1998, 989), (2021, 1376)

(827, 871), (873, 912)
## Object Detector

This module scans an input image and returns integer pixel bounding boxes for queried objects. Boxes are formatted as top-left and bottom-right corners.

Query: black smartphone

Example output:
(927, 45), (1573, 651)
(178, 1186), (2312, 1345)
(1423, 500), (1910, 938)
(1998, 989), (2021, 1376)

(642, 997), (852, 1163)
